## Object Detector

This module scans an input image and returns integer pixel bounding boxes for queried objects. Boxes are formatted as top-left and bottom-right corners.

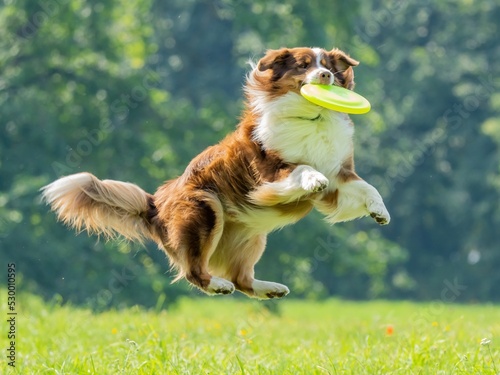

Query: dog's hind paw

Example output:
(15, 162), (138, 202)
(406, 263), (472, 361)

(207, 277), (235, 295)
(251, 280), (290, 300)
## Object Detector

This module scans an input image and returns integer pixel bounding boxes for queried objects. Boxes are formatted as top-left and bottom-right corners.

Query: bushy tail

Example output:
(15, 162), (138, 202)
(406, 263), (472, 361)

(41, 172), (155, 243)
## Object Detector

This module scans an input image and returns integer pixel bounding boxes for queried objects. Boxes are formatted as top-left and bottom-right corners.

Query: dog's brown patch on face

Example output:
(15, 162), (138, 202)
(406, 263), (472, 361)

(255, 48), (321, 98)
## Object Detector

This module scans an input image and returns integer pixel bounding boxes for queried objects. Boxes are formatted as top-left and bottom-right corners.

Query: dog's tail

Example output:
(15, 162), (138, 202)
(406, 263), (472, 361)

(41, 172), (156, 243)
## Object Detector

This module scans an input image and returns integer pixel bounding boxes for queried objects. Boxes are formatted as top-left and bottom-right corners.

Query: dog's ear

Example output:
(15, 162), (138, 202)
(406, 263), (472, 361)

(258, 48), (293, 72)
(328, 48), (359, 90)
(328, 48), (359, 72)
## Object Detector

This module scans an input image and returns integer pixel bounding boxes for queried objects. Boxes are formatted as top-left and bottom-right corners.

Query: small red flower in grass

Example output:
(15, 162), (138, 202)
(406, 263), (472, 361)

(386, 325), (394, 336)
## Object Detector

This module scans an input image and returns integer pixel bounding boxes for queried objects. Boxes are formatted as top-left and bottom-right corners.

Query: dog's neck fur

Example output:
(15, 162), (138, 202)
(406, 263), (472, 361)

(245, 87), (355, 181)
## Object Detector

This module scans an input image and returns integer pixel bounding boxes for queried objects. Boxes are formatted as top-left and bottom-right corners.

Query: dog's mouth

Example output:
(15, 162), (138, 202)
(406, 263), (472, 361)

(299, 80), (341, 88)
(299, 113), (323, 121)
(289, 112), (324, 122)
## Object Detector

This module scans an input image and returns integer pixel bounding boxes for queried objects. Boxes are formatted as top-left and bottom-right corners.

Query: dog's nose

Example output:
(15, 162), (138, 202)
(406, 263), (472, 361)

(305, 68), (335, 85)
(319, 71), (332, 85)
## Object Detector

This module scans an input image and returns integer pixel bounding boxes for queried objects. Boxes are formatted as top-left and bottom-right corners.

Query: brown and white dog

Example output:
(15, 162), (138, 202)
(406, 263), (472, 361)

(42, 47), (390, 299)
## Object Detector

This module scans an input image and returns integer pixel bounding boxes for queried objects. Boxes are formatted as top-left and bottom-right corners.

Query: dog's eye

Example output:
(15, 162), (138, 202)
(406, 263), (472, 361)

(297, 61), (310, 69)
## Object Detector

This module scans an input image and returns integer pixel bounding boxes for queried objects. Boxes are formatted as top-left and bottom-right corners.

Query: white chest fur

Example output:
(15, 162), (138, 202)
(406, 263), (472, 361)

(252, 92), (354, 181)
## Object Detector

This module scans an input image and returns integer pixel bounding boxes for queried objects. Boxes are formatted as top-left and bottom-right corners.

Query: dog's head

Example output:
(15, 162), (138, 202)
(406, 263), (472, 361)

(247, 47), (359, 101)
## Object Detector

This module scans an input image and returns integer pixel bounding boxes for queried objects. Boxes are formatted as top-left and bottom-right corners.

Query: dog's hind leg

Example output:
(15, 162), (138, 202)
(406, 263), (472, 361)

(226, 234), (289, 299)
(185, 270), (235, 295)
(165, 193), (235, 296)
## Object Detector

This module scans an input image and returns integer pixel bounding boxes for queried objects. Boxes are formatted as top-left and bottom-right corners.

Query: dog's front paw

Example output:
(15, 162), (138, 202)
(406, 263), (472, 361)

(367, 200), (390, 225)
(301, 170), (329, 193)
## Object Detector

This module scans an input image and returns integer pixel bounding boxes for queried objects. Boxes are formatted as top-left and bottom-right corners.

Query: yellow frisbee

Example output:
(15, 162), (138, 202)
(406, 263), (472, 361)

(300, 84), (371, 114)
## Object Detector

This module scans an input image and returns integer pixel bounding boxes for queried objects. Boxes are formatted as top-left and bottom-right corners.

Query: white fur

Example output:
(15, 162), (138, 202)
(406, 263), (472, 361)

(315, 179), (391, 224)
(207, 277), (235, 295)
(312, 47), (323, 65)
(251, 279), (290, 299)
(251, 92), (354, 185)
(41, 173), (94, 203)
(240, 166), (328, 234)
(296, 165), (329, 192)
(235, 206), (305, 235)
(256, 165), (328, 203)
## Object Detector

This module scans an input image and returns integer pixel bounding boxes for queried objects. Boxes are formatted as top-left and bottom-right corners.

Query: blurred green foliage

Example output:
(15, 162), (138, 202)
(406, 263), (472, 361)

(0, 0), (498, 307)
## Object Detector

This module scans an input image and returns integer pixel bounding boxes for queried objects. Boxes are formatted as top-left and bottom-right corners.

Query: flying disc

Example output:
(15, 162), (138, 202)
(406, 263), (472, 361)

(300, 84), (371, 114)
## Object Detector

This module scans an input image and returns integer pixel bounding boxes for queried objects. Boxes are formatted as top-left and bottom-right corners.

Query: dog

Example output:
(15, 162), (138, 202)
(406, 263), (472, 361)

(42, 47), (390, 300)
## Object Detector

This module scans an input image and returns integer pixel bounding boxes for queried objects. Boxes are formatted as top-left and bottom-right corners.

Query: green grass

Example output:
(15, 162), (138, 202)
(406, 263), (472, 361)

(1, 292), (499, 374)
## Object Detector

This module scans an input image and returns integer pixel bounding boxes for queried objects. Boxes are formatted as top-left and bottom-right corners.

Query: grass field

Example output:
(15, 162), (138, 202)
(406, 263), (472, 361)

(1, 292), (499, 374)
